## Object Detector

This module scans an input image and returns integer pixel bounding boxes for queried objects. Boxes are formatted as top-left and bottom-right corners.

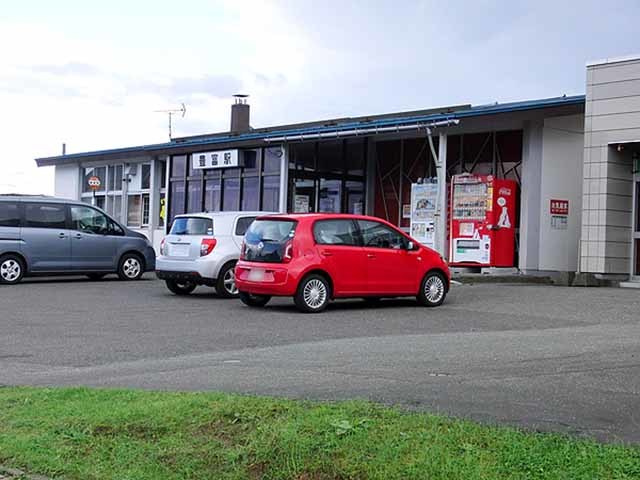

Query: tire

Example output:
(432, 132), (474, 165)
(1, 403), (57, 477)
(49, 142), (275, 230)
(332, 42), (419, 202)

(417, 271), (448, 307)
(294, 274), (331, 313)
(216, 262), (239, 298)
(239, 291), (271, 307)
(165, 279), (197, 295)
(117, 253), (144, 281)
(0, 254), (25, 285)
(87, 273), (106, 281)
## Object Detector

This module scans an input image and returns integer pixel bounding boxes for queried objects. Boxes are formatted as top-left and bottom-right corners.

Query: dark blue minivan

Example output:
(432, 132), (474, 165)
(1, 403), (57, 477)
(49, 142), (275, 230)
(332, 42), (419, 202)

(0, 195), (155, 284)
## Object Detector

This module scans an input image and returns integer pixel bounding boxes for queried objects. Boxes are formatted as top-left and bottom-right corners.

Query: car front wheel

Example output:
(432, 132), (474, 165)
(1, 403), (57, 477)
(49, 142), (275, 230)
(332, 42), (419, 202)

(239, 291), (271, 307)
(294, 274), (330, 313)
(165, 279), (197, 295)
(417, 271), (447, 307)
(118, 253), (144, 281)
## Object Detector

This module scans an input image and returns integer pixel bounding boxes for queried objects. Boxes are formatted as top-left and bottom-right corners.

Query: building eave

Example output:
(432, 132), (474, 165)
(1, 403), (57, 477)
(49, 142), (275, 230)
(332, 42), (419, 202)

(35, 94), (586, 167)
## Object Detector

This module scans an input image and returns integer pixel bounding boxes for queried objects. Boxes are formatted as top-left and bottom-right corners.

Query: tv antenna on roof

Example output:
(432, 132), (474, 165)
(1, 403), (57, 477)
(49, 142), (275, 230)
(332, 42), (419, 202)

(155, 103), (186, 140)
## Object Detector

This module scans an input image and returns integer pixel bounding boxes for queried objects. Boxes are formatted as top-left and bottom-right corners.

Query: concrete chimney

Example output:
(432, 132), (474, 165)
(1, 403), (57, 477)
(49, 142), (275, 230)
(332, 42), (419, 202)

(230, 94), (250, 133)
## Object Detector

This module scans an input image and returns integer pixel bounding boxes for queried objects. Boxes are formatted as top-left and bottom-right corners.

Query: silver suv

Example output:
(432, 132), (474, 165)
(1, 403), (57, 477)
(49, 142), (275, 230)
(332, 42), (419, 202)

(0, 195), (156, 284)
(156, 211), (268, 297)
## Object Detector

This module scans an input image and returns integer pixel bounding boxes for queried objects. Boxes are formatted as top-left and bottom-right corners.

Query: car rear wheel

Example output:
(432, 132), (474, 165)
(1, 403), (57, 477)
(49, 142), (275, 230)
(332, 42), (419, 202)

(216, 262), (239, 298)
(294, 274), (330, 313)
(165, 279), (197, 295)
(417, 271), (447, 307)
(117, 253), (144, 281)
(0, 254), (24, 285)
(239, 291), (271, 307)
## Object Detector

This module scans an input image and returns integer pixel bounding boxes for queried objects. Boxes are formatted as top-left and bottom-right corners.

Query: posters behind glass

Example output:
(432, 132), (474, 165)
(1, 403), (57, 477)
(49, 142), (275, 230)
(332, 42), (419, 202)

(410, 181), (438, 249)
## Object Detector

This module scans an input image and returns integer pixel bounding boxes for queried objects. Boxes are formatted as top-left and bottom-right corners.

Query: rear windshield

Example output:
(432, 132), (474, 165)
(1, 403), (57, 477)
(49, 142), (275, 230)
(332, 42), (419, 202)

(244, 219), (297, 263)
(170, 217), (213, 236)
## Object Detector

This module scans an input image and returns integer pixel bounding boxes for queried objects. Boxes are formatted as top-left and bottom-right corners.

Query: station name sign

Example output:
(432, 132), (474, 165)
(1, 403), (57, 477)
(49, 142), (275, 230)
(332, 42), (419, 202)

(192, 149), (240, 170)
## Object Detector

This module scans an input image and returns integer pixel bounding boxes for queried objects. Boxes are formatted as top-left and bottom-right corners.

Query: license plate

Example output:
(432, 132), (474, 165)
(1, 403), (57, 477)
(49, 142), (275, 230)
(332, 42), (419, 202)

(170, 244), (190, 257)
(248, 268), (265, 281)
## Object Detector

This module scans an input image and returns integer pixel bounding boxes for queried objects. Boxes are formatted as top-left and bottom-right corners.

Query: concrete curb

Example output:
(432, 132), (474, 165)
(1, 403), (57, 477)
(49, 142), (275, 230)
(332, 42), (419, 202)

(0, 466), (52, 480)
(453, 274), (554, 285)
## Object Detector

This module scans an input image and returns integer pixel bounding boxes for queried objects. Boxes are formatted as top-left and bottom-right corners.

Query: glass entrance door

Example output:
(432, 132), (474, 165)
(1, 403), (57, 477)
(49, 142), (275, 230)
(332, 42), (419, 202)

(633, 177), (640, 280)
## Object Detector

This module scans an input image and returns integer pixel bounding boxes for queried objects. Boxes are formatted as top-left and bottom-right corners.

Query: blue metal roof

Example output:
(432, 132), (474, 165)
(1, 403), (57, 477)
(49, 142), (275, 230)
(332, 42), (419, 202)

(35, 94), (585, 165)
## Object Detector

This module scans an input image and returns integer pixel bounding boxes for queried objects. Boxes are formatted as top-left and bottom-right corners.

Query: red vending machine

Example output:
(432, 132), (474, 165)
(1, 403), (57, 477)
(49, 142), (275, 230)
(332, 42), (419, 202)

(449, 174), (518, 267)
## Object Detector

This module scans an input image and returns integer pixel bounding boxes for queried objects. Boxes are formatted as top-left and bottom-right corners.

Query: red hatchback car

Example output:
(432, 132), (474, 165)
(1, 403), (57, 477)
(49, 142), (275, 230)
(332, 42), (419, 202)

(235, 213), (450, 313)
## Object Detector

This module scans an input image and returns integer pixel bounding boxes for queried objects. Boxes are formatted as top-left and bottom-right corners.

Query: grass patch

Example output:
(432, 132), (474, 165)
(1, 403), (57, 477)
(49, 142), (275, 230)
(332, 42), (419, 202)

(0, 387), (638, 479)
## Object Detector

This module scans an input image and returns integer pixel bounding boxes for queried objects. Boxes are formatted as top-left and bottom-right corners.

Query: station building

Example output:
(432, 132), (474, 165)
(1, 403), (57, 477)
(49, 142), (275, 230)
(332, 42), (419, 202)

(35, 55), (640, 286)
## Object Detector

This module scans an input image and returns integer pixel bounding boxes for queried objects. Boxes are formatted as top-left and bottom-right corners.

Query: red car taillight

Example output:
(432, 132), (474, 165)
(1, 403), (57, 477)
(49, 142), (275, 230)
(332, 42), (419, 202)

(160, 238), (166, 256)
(283, 240), (294, 263)
(200, 238), (217, 256)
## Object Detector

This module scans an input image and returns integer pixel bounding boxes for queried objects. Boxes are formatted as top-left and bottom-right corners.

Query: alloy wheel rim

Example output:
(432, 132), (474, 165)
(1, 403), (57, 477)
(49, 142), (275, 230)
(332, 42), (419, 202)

(303, 279), (327, 309)
(123, 258), (141, 278)
(1, 259), (20, 282)
(223, 269), (238, 295)
(424, 275), (444, 303)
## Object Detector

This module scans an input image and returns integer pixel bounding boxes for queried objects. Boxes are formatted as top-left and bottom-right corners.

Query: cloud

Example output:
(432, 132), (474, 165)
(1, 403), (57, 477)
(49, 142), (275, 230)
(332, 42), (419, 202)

(125, 74), (244, 104)
(30, 62), (100, 76)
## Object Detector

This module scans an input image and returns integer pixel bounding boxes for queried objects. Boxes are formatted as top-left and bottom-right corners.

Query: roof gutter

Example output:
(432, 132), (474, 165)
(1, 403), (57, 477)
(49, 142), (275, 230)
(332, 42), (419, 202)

(263, 118), (460, 143)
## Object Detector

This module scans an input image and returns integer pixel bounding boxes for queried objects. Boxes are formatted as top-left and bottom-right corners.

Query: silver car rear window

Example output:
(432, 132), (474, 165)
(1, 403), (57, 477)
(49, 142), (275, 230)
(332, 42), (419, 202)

(170, 217), (213, 236)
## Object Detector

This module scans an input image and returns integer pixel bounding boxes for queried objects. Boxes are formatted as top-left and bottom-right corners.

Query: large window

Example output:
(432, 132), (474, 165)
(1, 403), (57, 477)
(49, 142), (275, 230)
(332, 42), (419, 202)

(127, 193), (150, 227)
(24, 203), (66, 229)
(170, 216), (213, 236)
(70, 205), (110, 234)
(235, 216), (256, 236)
(83, 164), (122, 220)
(107, 165), (123, 191)
(242, 176), (259, 210)
(81, 161), (158, 229)
(223, 177), (240, 210)
(187, 180), (202, 213)
(313, 219), (359, 246)
(357, 220), (407, 249)
(205, 175), (221, 212)
(289, 139), (367, 214)
(82, 167), (106, 193)
(264, 147), (282, 173)
(0, 202), (20, 227)
(168, 148), (282, 225)
(262, 175), (280, 212)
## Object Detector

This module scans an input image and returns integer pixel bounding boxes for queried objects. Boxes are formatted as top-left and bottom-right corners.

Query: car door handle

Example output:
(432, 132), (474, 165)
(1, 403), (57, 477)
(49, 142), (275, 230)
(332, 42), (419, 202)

(74, 233), (82, 239)
(58, 233), (67, 239)
(320, 250), (333, 257)
(367, 253), (376, 259)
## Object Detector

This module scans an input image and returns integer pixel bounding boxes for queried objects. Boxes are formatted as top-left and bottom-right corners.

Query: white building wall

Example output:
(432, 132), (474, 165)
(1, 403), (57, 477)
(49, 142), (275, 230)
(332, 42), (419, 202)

(519, 120), (543, 272)
(538, 115), (584, 271)
(54, 164), (80, 200)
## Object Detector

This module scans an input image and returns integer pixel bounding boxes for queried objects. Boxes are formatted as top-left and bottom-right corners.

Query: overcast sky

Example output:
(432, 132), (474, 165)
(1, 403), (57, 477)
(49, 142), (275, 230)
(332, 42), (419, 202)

(1, 0), (639, 194)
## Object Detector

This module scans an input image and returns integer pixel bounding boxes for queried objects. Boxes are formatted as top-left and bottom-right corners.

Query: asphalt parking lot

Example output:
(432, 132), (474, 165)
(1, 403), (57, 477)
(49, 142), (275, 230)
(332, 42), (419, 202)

(1, 275), (639, 443)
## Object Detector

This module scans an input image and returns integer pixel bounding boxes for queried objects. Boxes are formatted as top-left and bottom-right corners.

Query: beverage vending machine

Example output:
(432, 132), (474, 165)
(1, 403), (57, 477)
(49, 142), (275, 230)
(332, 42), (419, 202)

(449, 174), (518, 267)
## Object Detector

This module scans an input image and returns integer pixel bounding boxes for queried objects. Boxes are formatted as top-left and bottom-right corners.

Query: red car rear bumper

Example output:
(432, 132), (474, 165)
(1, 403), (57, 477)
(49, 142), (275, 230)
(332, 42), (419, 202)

(235, 261), (299, 296)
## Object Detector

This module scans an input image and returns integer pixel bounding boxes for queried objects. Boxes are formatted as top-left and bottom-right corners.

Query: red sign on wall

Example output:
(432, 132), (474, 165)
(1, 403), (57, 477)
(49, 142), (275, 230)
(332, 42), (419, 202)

(550, 199), (569, 215)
